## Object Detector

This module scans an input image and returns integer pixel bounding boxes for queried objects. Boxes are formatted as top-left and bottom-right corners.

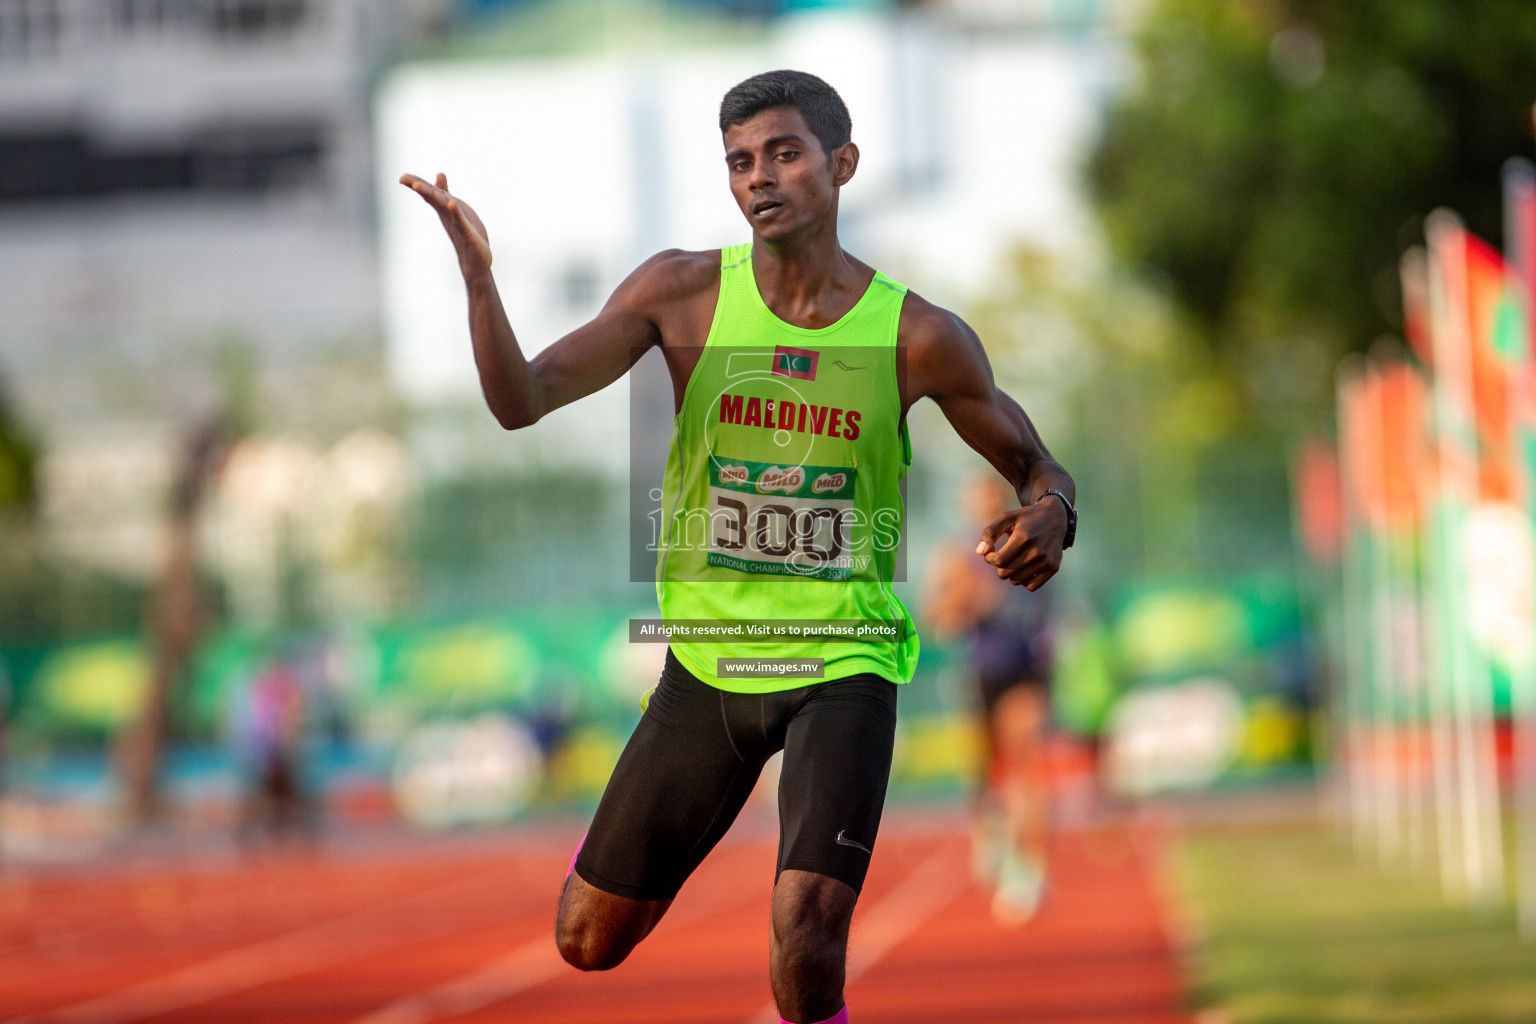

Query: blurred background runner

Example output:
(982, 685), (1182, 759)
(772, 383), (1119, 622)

(231, 648), (314, 847)
(924, 471), (1056, 925)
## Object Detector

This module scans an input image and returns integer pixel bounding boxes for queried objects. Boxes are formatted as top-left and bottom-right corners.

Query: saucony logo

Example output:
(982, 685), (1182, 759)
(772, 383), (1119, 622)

(835, 829), (872, 854)
(833, 360), (864, 371)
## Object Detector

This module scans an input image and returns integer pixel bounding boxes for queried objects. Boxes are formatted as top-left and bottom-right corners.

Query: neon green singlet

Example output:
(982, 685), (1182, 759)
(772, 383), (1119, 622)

(654, 243), (921, 693)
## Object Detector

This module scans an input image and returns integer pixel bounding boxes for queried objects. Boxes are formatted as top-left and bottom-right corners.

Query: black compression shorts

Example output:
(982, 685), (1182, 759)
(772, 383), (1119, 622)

(574, 646), (899, 901)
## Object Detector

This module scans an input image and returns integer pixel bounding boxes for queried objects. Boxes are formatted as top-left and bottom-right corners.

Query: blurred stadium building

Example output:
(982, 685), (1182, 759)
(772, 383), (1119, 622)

(0, 0), (454, 602)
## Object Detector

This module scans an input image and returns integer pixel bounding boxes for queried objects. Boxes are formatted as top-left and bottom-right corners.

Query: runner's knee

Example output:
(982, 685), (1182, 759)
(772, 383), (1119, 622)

(556, 880), (628, 971)
(556, 904), (634, 971)
(556, 876), (665, 972)
(772, 871), (855, 971)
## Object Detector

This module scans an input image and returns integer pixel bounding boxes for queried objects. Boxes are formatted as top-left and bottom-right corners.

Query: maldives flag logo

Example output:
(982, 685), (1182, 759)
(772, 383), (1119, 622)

(772, 345), (819, 380)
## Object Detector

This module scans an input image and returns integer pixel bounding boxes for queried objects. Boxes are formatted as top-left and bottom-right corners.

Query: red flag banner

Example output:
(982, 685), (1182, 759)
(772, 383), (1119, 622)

(1427, 213), (1526, 505)
(1377, 360), (1430, 535)
(1294, 437), (1344, 565)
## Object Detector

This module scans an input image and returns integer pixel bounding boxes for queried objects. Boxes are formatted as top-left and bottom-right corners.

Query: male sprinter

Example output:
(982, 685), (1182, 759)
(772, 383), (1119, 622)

(402, 69), (1075, 1024)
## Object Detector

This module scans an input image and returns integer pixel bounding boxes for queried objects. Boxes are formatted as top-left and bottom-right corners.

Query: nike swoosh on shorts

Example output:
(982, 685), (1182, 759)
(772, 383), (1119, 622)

(835, 830), (872, 854)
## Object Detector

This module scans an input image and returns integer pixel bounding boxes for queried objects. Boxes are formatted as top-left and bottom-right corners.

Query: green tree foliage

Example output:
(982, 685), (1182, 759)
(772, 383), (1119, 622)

(1090, 0), (1536, 420)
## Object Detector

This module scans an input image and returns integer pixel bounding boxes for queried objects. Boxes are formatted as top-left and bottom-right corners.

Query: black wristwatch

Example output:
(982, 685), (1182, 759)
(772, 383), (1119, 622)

(1039, 489), (1076, 550)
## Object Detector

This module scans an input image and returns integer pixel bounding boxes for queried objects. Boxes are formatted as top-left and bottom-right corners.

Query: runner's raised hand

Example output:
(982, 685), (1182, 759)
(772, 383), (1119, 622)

(399, 172), (492, 280)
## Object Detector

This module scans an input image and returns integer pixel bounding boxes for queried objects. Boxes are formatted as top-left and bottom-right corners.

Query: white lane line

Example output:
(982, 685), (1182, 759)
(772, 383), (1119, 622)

(8, 865), (530, 1024)
(743, 842), (967, 1024)
(349, 940), (565, 1024)
(350, 862), (768, 1024)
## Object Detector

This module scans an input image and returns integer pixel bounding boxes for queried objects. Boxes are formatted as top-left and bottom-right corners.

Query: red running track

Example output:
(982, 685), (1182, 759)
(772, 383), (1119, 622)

(0, 812), (1191, 1024)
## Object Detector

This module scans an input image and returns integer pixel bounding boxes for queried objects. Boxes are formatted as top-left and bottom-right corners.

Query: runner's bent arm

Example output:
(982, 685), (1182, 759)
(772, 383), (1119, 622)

(902, 297), (1075, 590)
(401, 172), (697, 428)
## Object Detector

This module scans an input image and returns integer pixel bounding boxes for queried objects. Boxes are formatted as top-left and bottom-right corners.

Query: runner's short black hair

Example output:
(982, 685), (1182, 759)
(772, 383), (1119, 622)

(719, 70), (852, 153)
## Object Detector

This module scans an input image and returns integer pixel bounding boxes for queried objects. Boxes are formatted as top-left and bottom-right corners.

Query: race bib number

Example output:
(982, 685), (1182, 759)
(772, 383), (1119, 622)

(706, 458), (858, 581)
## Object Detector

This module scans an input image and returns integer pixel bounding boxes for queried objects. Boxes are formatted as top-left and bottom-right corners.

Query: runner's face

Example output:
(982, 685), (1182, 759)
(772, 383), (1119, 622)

(723, 106), (854, 242)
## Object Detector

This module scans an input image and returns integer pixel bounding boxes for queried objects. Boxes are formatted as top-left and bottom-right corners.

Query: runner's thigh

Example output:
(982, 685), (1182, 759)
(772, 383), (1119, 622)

(576, 649), (769, 901)
(775, 674), (899, 894)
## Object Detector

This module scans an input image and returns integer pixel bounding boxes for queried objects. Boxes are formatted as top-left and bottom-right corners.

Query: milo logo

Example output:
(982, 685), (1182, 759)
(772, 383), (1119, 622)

(756, 466), (805, 494)
(719, 464), (749, 485)
(812, 472), (847, 494)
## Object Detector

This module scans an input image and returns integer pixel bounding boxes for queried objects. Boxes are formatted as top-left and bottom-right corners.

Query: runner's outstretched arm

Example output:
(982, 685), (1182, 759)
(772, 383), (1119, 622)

(902, 296), (1075, 590)
(400, 172), (685, 429)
